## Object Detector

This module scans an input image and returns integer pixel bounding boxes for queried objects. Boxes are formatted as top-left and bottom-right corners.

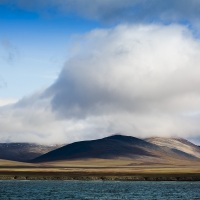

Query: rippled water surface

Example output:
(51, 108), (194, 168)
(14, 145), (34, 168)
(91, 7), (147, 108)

(0, 181), (199, 199)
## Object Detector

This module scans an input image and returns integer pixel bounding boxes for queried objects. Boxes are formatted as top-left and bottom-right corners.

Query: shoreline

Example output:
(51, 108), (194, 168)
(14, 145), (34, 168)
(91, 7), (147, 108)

(0, 172), (200, 181)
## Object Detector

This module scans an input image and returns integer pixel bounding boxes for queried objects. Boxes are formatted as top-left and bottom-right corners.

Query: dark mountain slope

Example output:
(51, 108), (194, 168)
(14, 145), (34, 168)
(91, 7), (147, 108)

(32, 135), (200, 163)
(32, 135), (157, 162)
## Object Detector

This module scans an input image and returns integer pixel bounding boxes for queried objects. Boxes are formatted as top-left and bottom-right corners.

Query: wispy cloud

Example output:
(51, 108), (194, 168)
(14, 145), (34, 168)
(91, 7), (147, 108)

(0, 75), (7, 89)
(0, 39), (19, 64)
(0, 98), (17, 107)
(1, 0), (200, 24)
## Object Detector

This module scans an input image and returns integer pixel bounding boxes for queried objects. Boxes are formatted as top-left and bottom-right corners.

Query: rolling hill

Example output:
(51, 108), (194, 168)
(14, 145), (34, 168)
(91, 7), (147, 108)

(32, 135), (200, 163)
(0, 143), (63, 161)
(145, 137), (200, 159)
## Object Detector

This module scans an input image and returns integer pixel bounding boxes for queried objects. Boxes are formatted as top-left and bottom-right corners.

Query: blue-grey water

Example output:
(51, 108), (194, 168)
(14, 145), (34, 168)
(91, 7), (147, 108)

(0, 181), (199, 200)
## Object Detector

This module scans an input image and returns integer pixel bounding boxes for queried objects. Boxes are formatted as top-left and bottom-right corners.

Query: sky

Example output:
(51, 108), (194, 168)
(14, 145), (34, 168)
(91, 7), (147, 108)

(1, 0), (200, 144)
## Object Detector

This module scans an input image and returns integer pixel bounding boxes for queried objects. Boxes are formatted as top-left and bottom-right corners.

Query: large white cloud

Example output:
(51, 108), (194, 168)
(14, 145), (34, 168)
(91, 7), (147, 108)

(1, 24), (200, 144)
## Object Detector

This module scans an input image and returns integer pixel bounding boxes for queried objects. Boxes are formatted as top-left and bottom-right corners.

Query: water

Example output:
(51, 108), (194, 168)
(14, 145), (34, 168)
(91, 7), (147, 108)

(0, 181), (199, 200)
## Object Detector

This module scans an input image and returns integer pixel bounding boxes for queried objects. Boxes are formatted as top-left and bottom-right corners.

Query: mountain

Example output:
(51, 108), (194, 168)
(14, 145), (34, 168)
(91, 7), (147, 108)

(0, 143), (63, 162)
(32, 135), (200, 163)
(32, 135), (155, 162)
(145, 137), (200, 159)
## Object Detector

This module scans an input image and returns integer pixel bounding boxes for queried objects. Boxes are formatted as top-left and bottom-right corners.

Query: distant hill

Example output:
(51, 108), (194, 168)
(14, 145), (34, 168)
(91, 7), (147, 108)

(0, 143), (63, 162)
(145, 137), (200, 159)
(32, 135), (200, 163)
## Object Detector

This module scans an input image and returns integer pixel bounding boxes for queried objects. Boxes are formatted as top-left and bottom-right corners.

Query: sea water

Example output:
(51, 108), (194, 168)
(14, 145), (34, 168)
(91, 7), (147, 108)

(0, 181), (199, 200)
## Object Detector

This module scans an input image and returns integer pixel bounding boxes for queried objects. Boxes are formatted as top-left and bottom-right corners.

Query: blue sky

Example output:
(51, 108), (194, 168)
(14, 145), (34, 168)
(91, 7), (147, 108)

(0, 0), (199, 102)
(0, 3), (100, 101)
(1, 0), (200, 144)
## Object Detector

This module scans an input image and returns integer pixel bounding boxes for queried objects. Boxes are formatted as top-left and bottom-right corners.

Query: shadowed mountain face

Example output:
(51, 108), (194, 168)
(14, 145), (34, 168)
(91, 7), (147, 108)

(32, 135), (200, 163)
(0, 143), (63, 162)
(32, 135), (155, 162)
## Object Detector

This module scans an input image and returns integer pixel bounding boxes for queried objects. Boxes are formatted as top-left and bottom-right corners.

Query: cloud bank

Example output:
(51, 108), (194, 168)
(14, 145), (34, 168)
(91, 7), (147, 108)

(2, 0), (200, 23)
(1, 24), (200, 144)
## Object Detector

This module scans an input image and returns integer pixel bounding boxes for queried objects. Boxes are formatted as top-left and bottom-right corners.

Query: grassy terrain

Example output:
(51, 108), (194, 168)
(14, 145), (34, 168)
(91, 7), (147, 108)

(0, 158), (199, 180)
